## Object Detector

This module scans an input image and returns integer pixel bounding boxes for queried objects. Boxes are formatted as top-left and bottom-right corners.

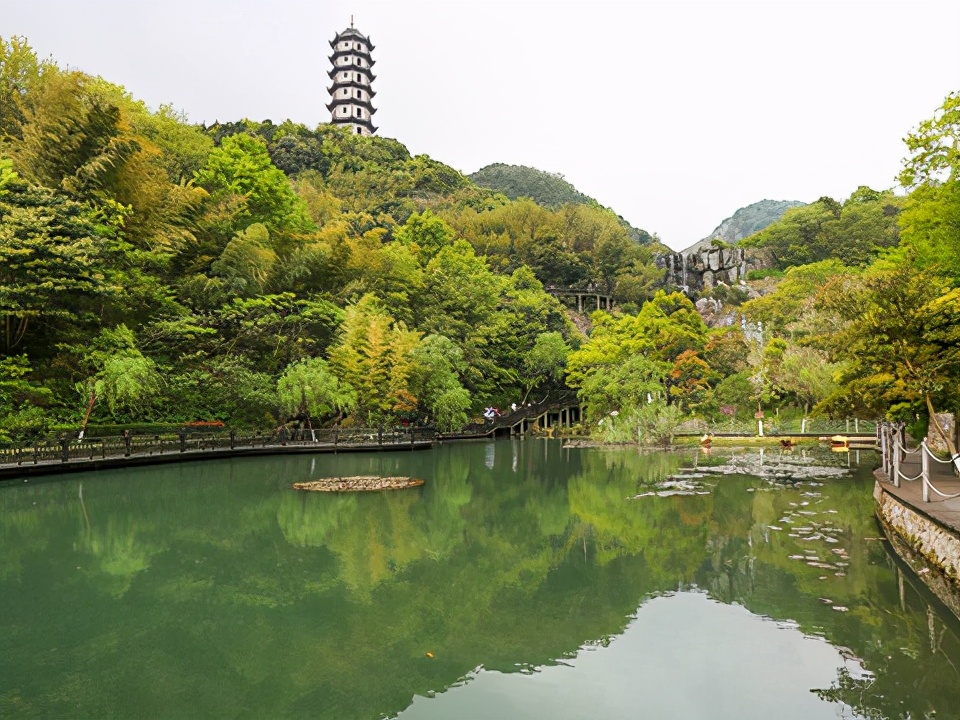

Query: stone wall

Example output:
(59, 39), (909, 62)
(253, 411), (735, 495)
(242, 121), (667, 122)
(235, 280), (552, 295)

(657, 246), (748, 295)
(874, 481), (960, 617)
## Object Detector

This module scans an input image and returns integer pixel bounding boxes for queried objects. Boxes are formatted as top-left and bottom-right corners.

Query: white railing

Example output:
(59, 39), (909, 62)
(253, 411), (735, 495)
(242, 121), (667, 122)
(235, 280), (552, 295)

(878, 422), (960, 502)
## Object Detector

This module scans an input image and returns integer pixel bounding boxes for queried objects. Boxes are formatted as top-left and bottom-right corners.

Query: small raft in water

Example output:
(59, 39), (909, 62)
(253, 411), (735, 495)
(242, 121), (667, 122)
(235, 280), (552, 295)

(292, 476), (425, 492)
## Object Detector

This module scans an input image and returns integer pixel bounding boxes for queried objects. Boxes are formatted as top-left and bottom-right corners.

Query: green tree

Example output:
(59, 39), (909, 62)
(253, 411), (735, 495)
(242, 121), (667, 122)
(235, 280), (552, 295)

(520, 331), (570, 403)
(893, 90), (960, 283)
(0, 174), (121, 354)
(277, 357), (355, 425)
(408, 334), (471, 430)
(77, 325), (164, 424)
(393, 210), (456, 265)
(194, 133), (312, 235)
(0, 35), (52, 140)
(210, 223), (278, 297)
(814, 264), (960, 425)
(329, 294), (422, 425)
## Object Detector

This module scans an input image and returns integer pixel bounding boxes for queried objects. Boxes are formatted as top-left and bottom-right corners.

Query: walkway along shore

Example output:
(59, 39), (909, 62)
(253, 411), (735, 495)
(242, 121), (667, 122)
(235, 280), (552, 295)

(0, 428), (433, 482)
(874, 423), (960, 619)
(0, 401), (585, 482)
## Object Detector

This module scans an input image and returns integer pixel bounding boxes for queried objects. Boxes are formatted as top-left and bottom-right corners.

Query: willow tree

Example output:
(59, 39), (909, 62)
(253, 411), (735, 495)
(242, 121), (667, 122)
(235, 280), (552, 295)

(276, 357), (355, 428)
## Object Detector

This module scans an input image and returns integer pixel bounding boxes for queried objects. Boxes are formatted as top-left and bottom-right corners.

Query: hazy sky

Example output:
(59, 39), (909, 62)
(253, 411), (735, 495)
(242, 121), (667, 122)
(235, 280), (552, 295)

(5, 0), (959, 250)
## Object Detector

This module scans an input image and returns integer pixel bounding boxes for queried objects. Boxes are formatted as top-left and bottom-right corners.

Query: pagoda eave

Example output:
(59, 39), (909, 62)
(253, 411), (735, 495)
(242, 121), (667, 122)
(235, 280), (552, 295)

(326, 82), (377, 98)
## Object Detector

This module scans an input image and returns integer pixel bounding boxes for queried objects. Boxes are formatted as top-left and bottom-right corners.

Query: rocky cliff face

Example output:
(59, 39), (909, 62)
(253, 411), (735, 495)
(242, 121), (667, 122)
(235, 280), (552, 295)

(656, 245), (748, 294)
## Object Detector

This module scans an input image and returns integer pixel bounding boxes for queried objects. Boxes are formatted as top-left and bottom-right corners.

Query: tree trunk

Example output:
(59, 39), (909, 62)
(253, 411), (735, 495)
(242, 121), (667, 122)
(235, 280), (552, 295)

(80, 389), (97, 432)
(925, 393), (958, 458)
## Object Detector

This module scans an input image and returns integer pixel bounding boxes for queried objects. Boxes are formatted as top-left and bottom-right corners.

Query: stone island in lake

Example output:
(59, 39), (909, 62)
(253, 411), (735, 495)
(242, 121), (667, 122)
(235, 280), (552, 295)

(292, 476), (424, 492)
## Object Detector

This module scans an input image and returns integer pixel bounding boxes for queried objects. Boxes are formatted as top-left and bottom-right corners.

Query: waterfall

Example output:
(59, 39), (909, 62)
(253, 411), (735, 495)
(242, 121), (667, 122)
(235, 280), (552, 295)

(681, 253), (688, 289)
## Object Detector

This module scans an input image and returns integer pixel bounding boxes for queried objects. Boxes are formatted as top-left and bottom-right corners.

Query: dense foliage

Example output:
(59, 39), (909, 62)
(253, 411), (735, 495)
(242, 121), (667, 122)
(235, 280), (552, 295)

(469, 162), (653, 244)
(0, 35), (956, 444)
(0, 38), (663, 438)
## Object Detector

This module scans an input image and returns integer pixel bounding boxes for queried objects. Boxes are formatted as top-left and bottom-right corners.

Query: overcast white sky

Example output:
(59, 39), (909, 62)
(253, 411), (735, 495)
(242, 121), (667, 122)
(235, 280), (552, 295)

(5, 0), (959, 249)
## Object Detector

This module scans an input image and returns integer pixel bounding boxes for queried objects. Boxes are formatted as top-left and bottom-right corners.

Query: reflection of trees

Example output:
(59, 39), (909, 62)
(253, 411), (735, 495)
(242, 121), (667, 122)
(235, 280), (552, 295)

(566, 450), (708, 583)
(1, 445), (958, 720)
(695, 464), (960, 720)
(277, 491), (359, 547)
(76, 515), (159, 598)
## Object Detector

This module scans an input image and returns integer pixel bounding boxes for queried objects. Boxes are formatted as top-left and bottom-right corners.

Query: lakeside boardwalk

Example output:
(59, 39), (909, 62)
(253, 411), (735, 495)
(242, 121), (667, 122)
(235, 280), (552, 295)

(876, 451), (960, 534)
(0, 436), (433, 482)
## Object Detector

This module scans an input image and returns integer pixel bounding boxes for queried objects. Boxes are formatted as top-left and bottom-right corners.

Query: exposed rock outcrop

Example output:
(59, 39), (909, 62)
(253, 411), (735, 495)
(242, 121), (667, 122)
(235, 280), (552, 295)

(657, 246), (748, 295)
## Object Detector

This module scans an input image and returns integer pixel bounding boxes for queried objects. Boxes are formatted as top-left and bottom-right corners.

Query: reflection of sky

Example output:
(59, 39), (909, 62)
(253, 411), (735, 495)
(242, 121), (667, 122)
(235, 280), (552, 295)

(397, 592), (864, 720)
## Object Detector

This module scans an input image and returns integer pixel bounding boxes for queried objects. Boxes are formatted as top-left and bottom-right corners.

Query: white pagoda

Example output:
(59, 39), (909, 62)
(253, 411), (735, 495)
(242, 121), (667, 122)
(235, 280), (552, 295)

(327, 22), (377, 135)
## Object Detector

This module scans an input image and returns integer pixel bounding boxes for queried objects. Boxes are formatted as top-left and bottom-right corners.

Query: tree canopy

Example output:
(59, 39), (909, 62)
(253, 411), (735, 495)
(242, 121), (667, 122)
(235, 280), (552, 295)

(0, 35), (955, 444)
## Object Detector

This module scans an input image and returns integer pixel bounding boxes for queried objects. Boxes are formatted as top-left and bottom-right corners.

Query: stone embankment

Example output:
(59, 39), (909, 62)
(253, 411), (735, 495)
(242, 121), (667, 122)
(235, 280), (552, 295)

(874, 486), (960, 618)
(873, 454), (960, 619)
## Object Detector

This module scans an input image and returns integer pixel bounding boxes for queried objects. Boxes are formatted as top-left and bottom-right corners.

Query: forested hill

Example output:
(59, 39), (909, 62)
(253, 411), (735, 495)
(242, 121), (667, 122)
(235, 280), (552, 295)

(470, 163), (593, 206)
(1, 35), (956, 446)
(681, 199), (805, 254)
(470, 163), (653, 244)
(0, 36), (672, 439)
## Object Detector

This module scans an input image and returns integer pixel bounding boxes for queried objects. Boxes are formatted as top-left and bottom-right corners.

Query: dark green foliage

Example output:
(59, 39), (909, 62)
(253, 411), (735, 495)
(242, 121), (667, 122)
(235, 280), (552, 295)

(470, 163), (594, 207)
(741, 189), (902, 270)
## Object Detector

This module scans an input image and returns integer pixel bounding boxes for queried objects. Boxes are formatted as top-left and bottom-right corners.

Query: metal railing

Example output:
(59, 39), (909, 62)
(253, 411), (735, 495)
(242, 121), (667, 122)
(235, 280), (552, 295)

(0, 427), (435, 469)
(696, 417), (878, 436)
(878, 422), (960, 502)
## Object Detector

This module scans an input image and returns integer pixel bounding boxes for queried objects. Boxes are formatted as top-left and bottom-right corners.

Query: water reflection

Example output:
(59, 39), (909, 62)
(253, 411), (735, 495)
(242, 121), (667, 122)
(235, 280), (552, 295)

(0, 441), (956, 719)
(397, 592), (867, 720)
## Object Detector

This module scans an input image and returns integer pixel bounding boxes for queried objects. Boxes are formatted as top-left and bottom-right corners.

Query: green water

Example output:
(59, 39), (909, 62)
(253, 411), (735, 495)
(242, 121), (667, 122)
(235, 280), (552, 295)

(1, 440), (957, 719)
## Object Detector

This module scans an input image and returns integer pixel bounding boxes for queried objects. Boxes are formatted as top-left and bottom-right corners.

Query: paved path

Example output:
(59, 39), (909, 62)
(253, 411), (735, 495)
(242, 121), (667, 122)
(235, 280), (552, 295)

(876, 451), (960, 532)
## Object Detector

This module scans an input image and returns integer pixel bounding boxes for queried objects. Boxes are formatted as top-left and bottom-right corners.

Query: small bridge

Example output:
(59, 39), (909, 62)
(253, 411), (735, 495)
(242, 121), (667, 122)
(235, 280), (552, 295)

(545, 286), (613, 312)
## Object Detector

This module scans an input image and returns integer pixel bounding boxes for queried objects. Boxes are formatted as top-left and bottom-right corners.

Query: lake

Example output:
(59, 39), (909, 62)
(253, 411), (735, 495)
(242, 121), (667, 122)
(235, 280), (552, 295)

(1, 439), (957, 719)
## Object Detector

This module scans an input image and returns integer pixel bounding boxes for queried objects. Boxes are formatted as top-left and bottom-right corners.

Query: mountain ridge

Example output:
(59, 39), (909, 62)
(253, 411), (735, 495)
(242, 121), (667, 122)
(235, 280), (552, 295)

(680, 199), (806, 254)
(469, 163), (654, 244)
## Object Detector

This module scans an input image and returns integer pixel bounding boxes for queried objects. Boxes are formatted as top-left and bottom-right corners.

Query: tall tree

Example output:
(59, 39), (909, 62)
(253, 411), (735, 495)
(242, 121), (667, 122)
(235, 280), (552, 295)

(328, 294), (422, 425)
(194, 133), (312, 235)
